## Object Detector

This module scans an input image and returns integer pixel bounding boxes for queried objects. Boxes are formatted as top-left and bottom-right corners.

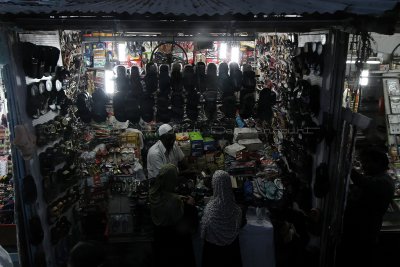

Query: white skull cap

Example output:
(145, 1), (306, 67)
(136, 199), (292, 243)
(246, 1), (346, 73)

(158, 124), (173, 137)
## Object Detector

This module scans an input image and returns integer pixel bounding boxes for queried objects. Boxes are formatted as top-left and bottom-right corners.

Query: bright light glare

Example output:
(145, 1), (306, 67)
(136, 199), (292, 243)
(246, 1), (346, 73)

(118, 43), (127, 62)
(105, 70), (115, 94)
(359, 70), (369, 86)
(366, 60), (381, 64)
(231, 46), (240, 63)
(220, 43), (227, 59)
(346, 59), (381, 64)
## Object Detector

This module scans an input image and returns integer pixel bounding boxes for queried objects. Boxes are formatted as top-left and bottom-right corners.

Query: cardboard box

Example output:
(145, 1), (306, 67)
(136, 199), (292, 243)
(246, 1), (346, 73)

(189, 132), (204, 153)
(189, 132), (203, 142)
(177, 140), (191, 157)
(176, 132), (190, 141)
(224, 143), (246, 158)
(203, 137), (216, 151)
(234, 128), (258, 141)
(238, 138), (263, 151)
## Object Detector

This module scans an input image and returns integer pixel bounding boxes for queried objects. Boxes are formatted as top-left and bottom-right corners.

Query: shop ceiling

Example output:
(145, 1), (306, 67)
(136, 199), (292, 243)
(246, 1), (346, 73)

(0, 0), (399, 34)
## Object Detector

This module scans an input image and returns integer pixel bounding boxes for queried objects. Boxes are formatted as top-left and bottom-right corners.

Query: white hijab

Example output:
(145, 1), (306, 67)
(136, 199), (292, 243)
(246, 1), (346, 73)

(201, 170), (242, 246)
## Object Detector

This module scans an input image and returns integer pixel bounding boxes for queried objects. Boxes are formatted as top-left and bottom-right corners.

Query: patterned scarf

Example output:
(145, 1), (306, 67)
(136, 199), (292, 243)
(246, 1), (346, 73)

(149, 164), (184, 226)
(201, 170), (242, 246)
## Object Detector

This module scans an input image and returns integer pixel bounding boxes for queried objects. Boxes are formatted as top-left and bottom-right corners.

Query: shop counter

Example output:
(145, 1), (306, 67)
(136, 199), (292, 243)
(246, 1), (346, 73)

(240, 207), (275, 267)
(193, 207), (275, 267)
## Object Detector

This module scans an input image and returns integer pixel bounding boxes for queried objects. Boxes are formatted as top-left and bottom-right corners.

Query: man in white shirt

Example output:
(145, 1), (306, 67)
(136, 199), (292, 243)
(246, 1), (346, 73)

(147, 124), (186, 178)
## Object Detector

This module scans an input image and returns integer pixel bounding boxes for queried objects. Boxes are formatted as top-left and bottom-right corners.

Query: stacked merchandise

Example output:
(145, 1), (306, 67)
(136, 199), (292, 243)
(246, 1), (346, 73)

(0, 117), (14, 225)
(15, 31), (329, 267)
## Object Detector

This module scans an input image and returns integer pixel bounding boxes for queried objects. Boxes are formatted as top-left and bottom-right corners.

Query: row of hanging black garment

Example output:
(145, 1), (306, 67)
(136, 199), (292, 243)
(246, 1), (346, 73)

(82, 61), (274, 124)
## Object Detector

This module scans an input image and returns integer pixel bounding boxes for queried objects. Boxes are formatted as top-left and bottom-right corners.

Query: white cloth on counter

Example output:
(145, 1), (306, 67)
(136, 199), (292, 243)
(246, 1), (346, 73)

(193, 206), (275, 267)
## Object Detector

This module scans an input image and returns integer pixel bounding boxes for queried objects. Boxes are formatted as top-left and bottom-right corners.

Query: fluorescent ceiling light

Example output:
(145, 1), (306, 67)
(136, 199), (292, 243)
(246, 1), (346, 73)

(366, 60), (381, 64)
(359, 70), (369, 86)
(346, 58), (381, 64)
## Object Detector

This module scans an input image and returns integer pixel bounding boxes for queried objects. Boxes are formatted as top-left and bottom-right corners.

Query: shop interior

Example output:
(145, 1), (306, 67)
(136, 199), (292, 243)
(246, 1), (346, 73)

(343, 33), (400, 267)
(4, 29), (337, 267)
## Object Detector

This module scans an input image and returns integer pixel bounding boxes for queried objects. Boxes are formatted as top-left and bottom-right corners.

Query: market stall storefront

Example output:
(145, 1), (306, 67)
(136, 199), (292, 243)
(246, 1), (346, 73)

(0, 1), (399, 267)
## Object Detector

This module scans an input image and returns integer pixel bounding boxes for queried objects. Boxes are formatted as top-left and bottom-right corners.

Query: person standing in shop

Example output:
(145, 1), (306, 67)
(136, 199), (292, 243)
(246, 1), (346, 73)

(147, 123), (186, 179)
(149, 164), (198, 267)
(337, 148), (395, 267)
(201, 170), (244, 267)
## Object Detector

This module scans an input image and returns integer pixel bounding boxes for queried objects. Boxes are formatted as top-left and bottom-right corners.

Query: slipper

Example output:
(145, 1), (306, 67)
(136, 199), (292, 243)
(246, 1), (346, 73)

(229, 62), (243, 92)
(171, 62), (183, 93)
(26, 83), (41, 119)
(125, 91), (141, 123)
(242, 65), (256, 90)
(186, 91), (199, 110)
(240, 88), (255, 107)
(47, 81), (59, 112)
(219, 62), (229, 78)
(46, 46), (61, 76)
(186, 108), (199, 121)
(183, 64), (196, 93)
(157, 95), (170, 109)
(218, 63), (234, 97)
(20, 42), (40, 78)
(145, 63), (158, 94)
(113, 90), (127, 122)
(222, 96), (237, 118)
(171, 92), (184, 121)
(115, 66), (130, 93)
(171, 92), (184, 107)
(156, 96), (172, 123)
(206, 63), (218, 91)
(172, 106), (184, 121)
(76, 92), (92, 123)
(130, 66), (143, 96)
(140, 94), (155, 122)
(37, 81), (49, 115)
(56, 90), (72, 116)
(257, 88), (276, 122)
(195, 62), (207, 93)
(240, 93), (255, 119)
(91, 88), (108, 123)
(203, 90), (218, 120)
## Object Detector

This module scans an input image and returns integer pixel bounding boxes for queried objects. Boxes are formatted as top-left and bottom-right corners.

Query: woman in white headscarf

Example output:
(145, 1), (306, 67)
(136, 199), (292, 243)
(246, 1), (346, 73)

(201, 170), (243, 267)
